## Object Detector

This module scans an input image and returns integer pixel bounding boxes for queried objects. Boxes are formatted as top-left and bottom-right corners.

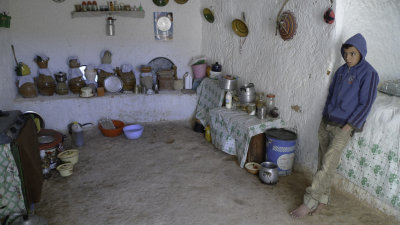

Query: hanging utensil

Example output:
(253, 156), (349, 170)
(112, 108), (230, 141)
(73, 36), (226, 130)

(11, 45), (19, 65)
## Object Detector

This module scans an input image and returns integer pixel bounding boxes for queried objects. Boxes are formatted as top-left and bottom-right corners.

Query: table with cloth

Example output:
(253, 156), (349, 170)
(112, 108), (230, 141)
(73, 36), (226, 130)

(194, 78), (225, 127)
(209, 107), (285, 168)
(337, 93), (400, 212)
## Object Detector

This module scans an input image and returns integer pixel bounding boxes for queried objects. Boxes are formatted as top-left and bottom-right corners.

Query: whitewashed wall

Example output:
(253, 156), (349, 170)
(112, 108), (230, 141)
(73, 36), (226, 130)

(0, 0), (16, 109)
(339, 0), (400, 81)
(201, 0), (338, 173)
(1, 0), (202, 130)
(9, 0), (202, 80)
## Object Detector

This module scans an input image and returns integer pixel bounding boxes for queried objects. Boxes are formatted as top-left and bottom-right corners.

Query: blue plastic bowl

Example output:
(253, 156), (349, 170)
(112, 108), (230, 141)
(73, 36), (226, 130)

(123, 124), (144, 140)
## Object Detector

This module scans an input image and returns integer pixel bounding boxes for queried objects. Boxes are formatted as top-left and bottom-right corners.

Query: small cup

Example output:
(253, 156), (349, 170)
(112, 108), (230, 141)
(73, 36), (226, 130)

(97, 87), (104, 96)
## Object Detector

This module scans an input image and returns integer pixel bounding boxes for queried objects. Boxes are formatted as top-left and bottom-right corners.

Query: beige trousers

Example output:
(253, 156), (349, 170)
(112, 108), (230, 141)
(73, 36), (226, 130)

(304, 120), (353, 210)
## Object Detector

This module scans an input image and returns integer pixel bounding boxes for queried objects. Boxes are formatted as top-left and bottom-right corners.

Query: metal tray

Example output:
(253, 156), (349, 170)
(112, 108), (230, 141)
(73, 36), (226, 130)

(104, 76), (123, 93)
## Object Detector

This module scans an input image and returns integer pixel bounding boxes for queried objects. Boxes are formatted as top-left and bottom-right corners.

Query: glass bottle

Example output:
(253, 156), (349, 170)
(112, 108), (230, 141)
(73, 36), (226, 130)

(256, 92), (265, 108)
(266, 94), (276, 114)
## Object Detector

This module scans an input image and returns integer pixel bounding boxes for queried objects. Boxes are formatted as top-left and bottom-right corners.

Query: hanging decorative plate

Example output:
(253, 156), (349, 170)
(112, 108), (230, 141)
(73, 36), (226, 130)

(156, 16), (172, 31)
(232, 19), (248, 37)
(175, 0), (188, 4)
(278, 11), (297, 41)
(203, 8), (215, 23)
(153, 0), (169, 7)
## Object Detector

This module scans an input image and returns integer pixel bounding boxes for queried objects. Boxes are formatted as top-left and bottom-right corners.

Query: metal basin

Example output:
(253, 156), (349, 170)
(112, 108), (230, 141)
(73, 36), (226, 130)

(219, 75), (238, 90)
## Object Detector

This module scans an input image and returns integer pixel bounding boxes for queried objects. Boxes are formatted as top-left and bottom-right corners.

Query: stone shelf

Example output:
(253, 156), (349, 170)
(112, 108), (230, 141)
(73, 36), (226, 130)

(71, 11), (145, 19)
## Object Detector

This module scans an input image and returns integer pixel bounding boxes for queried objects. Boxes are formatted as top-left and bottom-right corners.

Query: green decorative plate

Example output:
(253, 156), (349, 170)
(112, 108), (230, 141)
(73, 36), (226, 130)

(203, 8), (215, 23)
(153, 0), (169, 7)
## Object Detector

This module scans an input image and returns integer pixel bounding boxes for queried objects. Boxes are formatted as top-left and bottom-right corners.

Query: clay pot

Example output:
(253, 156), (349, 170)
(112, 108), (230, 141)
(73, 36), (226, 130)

(36, 74), (56, 96)
(69, 59), (80, 68)
(97, 70), (114, 87)
(119, 71), (136, 91)
(69, 76), (86, 94)
(101, 51), (112, 64)
(19, 82), (38, 98)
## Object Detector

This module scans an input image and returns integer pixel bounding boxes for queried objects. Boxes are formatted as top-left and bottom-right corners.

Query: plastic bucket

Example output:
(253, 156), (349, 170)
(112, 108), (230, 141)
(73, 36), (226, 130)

(191, 64), (207, 79)
(265, 128), (297, 176)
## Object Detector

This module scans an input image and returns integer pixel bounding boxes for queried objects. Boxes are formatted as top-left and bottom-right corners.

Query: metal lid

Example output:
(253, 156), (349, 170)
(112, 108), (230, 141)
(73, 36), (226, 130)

(104, 76), (123, 93)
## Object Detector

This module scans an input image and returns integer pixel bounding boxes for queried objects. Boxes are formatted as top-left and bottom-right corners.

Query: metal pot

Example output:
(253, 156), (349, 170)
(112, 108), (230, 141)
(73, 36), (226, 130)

(259, 161), (279, 185)
(239, 83), (255, 104)
(219, 75), (238, 90)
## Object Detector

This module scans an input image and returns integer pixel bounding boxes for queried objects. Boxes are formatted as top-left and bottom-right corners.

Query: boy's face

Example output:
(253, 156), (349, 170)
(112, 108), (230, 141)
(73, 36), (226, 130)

(343, 46), (361, 67)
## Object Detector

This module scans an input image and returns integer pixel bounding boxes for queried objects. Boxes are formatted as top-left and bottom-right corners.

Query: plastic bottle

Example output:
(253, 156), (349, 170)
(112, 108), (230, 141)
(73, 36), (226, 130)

(205, 125), (211, 142)
(225, 91), (232, 109)
(71, 122), (84, 147)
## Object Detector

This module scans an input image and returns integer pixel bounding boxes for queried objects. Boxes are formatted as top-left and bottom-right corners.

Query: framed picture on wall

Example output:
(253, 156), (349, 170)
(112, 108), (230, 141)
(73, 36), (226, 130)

(154, 12), (173, 40)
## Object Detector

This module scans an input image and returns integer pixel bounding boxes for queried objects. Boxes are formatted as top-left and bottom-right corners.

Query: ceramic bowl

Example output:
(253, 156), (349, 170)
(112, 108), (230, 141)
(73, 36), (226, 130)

(245, 162), (261, 175)
(232, 19), (249, 37)
(98, 120), (125, 137)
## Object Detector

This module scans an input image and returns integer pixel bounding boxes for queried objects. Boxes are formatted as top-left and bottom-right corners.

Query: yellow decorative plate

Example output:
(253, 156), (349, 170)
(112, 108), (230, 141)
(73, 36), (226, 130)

(232, 19), (248, 37)
(175, 0), (188, 4)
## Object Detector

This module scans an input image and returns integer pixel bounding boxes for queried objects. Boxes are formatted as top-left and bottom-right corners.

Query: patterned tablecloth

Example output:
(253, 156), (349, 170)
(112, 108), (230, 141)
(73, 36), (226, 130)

(337, 93), (400, 211)
(0, 144), (25, 219)
(209, 107), (285, 168)
(195, 78), (225, 126)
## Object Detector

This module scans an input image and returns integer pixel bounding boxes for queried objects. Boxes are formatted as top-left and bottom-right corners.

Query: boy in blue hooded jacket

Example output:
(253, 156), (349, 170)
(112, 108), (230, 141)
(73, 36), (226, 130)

(291, 33), (379, 218)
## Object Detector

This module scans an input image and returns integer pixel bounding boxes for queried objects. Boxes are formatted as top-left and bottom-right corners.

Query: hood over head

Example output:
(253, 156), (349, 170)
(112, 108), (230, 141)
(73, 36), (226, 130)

(341, 33), (367, 62)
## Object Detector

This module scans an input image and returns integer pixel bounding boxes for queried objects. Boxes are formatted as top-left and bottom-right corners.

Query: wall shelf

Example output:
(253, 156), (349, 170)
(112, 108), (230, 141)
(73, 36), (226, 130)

(71, 11), (145, 19)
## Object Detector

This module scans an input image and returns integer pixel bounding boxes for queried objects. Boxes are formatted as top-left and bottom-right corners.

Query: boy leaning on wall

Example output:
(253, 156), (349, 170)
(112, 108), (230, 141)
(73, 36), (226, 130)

(290, 33), (379, 218)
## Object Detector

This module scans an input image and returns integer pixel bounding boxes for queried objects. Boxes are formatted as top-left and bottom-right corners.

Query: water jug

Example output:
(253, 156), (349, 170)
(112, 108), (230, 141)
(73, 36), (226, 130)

(71, 122), (84, 147)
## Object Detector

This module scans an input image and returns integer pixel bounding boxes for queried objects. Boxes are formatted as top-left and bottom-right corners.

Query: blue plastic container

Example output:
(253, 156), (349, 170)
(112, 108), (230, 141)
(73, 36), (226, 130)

(123, 124), (144, 140)
(265, 128), (297, 176)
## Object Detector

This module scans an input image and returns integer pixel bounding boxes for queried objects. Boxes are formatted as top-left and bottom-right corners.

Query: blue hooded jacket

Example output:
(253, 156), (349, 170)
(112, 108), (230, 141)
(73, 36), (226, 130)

(322, 33), (379, 131)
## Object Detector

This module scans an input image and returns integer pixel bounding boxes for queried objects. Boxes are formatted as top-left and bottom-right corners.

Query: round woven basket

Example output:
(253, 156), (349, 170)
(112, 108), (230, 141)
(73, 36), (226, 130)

(56, 163), (74, 177)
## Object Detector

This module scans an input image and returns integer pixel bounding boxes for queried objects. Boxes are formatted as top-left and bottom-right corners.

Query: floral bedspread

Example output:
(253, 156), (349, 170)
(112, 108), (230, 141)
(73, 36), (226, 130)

(0, 144), (25, 220)
(337, 93), (400, 211)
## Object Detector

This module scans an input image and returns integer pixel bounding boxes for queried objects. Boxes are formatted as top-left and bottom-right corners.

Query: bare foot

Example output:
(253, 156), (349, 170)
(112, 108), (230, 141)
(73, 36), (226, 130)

(309, 203), (326, 215)
(290, 204), (312, 218)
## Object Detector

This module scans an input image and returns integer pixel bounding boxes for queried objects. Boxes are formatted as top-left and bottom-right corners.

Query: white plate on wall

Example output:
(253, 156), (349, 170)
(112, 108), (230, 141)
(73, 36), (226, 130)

(156, 16), (172, 31)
